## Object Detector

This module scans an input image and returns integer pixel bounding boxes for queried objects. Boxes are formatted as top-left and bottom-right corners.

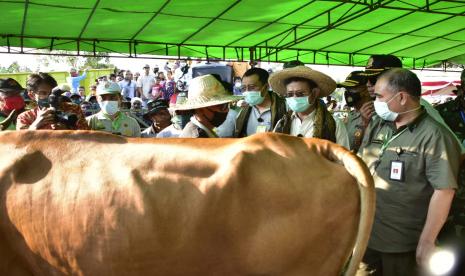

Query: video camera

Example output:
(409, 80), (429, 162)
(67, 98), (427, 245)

(47, 87), (79, 128)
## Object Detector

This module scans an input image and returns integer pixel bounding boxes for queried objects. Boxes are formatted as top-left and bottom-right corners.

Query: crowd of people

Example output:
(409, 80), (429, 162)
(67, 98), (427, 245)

(1, 54), (465, 275)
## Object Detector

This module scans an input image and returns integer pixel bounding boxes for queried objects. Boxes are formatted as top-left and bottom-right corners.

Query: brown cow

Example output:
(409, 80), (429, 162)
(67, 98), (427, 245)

(0, 131), (374, 276)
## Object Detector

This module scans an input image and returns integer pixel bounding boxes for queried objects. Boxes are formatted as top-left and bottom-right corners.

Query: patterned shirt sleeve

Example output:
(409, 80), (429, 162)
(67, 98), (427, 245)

(16, 109), (38, 130)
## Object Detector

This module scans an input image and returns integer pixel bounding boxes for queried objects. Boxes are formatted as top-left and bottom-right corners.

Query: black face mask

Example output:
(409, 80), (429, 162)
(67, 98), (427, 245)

(210, 110), (228, 127)
(37, 98), (50, 108)
(344, 91), (362, 107)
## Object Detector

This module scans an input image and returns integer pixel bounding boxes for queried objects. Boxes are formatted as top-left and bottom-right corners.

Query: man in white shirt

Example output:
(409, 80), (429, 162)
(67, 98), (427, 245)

(136, 64), (155, 107)
(119, 70), (137, 101)
(269, 65), (349, 148)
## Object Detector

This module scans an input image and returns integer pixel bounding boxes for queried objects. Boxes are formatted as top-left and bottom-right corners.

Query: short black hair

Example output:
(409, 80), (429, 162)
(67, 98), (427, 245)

(379, 68), (421, 97)
(369, 54), (403, 69)
(26, 72), (58, 92)
(283, 60), (304, 69)
(283, 77), (318, 90)
(243, 68), (269, 86)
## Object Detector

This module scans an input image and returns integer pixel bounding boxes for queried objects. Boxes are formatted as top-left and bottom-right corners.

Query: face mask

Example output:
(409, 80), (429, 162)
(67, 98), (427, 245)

(286, 96), (312, 113)
(210, 110), (228, 127)
(37, 98), (50, 108)
(71, 99), (81, 105)
(243, 91), (265, 106)
(373, 94), (400, 121)
(99, 101), (119, 116)
(172, 114), (191, 129)
(1, 95), (25, 113)
(344, 91), (361, 107)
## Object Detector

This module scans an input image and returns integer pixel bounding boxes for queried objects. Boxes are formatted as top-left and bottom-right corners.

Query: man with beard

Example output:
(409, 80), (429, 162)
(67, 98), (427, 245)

(0, 78), (26, 130)
(172, 75), (241, 138)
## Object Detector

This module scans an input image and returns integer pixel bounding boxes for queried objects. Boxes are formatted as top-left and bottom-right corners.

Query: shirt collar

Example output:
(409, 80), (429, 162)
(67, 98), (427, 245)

(190, 116), (218, 138)
(391, 107), (427, 133)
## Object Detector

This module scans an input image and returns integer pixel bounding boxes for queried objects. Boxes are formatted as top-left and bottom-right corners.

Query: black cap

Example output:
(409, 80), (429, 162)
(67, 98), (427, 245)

(283, 60), (305, 69)
(337, 71), (367, 88)
(362, 54), (403, 76)
(143, 99), (169, 120)
(0, 78), (24, 95)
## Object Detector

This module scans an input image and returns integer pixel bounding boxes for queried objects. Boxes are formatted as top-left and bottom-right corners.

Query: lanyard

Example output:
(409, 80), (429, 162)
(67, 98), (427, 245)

(379, 127), (408, 157)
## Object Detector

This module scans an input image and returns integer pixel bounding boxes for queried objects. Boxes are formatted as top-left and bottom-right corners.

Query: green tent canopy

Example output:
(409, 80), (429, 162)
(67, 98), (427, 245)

(1, 0), (464, 68)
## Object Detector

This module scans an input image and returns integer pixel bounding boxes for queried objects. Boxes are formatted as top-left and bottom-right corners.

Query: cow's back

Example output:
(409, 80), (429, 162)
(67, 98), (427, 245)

(0, 131), (374, 276)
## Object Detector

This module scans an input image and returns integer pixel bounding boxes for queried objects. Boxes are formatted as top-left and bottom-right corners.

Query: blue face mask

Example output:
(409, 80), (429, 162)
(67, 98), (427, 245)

(243, 91), (265, 106)
(286, 96), (311, 113)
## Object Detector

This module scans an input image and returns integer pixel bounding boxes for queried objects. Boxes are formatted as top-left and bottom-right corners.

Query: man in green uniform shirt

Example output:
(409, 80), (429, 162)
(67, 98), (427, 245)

(435, 69), (465, 146)
(358, 68), (460, 275)
(87, 82), (141, 137)
(338, 71), (372, 153)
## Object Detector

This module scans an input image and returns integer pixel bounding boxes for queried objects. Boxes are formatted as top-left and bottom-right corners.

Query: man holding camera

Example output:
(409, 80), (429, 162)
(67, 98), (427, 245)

(16, 72), (89, 130)
(87, 82), (141, 137)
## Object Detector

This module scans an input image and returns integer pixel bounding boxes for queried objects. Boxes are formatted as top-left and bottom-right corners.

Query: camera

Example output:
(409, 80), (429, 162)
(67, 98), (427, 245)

(48, 87), (79, 128)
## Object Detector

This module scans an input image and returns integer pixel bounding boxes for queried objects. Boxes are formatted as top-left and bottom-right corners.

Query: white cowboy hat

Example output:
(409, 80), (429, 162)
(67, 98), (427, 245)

(171, 75), (242, 111)
(269, 66), (336, 97)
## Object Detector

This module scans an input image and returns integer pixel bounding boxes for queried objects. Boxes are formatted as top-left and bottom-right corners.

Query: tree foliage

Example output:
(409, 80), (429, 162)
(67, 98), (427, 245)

(36, 50), (114, 69)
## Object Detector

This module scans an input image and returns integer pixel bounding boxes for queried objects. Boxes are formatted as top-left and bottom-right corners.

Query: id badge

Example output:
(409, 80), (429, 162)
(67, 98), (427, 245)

(389, 160), (404, 181)
(256, 125), (267, 133)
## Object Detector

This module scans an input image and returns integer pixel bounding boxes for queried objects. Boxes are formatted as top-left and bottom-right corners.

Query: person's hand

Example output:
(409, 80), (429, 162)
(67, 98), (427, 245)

(29, 107), (55, 130)
(360, 101), (374, 125)
(416, 239), (435, 267)
(50, 122), (68, 130)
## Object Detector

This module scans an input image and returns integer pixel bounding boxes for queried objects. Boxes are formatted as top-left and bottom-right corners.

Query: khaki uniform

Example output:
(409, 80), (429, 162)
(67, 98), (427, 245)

(87, 111), (141, 137)
(344, 110), (365, 153)
(358, 110), (460, 253)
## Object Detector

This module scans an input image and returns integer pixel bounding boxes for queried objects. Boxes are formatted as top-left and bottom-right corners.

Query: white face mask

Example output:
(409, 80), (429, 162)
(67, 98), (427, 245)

(373, 93), (400, 121)
(99, 101), (119, 115)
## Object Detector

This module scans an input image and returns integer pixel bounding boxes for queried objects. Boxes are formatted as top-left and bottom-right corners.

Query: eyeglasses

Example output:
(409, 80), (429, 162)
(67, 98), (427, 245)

(285, 91), (310, 98)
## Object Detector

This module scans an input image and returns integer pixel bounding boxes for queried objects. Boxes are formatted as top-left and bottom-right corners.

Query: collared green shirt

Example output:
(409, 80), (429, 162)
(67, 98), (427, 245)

(358, 109), (460, 252)
(87, 111), (141, 137)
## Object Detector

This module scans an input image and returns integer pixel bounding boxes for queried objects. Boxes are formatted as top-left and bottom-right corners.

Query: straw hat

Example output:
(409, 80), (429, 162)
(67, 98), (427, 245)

(171, 75), (242, 111)
(269, 66), (336, 97)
